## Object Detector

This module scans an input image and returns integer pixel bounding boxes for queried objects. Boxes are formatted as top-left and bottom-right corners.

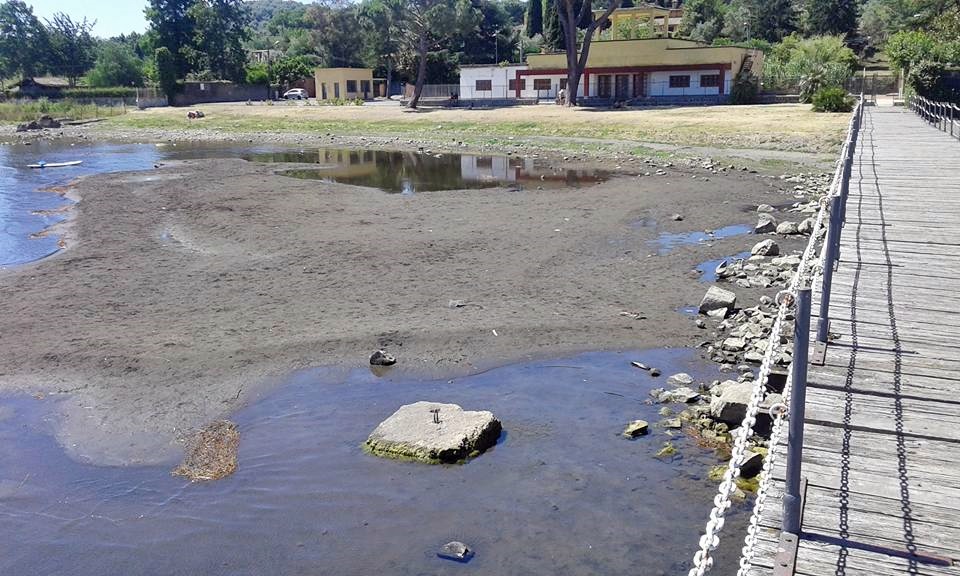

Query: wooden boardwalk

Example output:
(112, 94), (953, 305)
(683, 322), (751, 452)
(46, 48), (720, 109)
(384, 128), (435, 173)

(747, 106), (960, 576)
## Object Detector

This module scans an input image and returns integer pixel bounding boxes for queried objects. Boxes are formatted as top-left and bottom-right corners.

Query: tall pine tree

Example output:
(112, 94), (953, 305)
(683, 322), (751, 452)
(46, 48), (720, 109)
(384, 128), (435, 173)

(525, 0), (543, 37)
(543, 0), (562, 50)
(804, 0), (859, 37)
(745, 0), (797, 42)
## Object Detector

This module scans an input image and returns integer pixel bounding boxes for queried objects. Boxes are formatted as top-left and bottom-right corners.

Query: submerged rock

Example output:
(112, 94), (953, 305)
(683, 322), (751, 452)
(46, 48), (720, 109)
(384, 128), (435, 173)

(666, 372), (694, 386)
(365, 401), (501, 463)
(623, 419), (649, 437)
(172, 420), (240, 482)
(437, 541), (474, 562)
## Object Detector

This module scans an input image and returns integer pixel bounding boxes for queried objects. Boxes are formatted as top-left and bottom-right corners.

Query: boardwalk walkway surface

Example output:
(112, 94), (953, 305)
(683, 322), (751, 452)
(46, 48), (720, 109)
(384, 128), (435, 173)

(747, 106), (960, 575)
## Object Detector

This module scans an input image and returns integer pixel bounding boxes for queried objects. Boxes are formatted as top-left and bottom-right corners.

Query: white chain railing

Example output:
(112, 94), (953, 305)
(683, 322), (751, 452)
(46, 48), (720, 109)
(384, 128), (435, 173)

(687, 98), (863, 576)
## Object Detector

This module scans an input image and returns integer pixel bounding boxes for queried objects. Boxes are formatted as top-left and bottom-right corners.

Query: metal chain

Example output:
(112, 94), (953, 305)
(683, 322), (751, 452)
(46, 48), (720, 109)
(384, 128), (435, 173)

(688, 98), (862, 576)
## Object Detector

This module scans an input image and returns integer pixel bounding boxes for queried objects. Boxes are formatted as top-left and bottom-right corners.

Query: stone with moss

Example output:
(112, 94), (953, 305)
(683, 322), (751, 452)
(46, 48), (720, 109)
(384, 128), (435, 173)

(655, 442), (678, 459)
(623, 419), (649, 438)
(364, 401), (501, 464)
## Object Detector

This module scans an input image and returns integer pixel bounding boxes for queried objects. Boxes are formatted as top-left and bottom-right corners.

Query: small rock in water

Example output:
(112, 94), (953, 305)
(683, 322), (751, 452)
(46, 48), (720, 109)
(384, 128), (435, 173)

(740, 450), (764, 479)
(369, 349), (397, 366)
(662, 418), (682, 429)
(649, 367), (662, 377)
(623, 419), (650, 437)
(365, 401), (501, 463)
(631, 361), (651, 370)
(751, 239), (780, 257)
(438, 541), (474, 562)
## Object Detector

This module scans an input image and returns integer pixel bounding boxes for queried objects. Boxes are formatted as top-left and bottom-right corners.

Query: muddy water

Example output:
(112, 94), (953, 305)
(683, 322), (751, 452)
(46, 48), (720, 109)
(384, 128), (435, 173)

(0, 350), (749, 575)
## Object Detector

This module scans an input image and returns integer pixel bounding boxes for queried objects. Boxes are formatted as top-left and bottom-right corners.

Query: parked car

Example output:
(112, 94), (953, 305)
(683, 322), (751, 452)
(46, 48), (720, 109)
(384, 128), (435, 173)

(283, 88), (308, 100)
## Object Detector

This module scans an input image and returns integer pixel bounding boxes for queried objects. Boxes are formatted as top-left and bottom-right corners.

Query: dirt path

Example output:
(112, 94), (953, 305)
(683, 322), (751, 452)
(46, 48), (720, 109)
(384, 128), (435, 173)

(0, 148), (811, 466)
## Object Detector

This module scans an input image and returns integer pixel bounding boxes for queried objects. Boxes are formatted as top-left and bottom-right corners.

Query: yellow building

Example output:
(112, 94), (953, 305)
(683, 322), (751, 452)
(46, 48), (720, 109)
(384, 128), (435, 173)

(314, 68), (382, 100)
(515, 38), (761, 100)
(593, 3), (684, 39)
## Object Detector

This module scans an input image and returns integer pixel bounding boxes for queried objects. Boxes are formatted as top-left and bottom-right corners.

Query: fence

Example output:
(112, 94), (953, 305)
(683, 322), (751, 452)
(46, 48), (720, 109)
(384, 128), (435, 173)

(908, 94), (960, 141)
(685, 95), (865, 576)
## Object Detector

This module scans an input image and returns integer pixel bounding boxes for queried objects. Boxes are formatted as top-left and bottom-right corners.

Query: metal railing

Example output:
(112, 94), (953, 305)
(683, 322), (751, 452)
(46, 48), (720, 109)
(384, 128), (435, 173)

(686, 96), (865, 576)
(907, 94), (960, 141)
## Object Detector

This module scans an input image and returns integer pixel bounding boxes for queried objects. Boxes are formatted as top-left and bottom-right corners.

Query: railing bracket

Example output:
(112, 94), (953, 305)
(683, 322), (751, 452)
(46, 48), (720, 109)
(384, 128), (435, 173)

(812, 341), (828, 366)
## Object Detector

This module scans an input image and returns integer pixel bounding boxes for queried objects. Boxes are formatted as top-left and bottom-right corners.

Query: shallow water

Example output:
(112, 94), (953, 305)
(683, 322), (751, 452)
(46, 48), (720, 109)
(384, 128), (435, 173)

(697, 251), (751, 282)
(654, 224), (752, 255)
(0, 349), (749, 576)
(276, 148), (611, 193)
(0, 142), (610, 267)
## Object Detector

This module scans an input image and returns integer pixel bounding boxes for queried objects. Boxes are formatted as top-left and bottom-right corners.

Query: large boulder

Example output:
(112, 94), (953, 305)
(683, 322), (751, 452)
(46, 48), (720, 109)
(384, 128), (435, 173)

(36, 114), (60, 128)
(776, 221), (799, 235)
(797, 217), (815, 235)
(751, 239), (780, 257)
(710, 381), (782, 433)
(755, 214), (777, 233)
(365, 401), (501, 463)
(699, 286), (737, 316)
(666, 372), (695, 387)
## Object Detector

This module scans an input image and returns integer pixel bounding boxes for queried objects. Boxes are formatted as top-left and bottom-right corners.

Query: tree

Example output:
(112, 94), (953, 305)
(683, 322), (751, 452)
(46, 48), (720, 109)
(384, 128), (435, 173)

(679, 0), (726, 42)
(271, 54), (314, 87)
(804, 0), (859, 37)
(556, 0), (623, 107)
(885, 29), (938, 71)
(87, 42), (144, 87)
(542, 0), (562, 50)
(721, 0), (752, 42)
(155, 46), (178, 104)
(145, 0), (196, 77)
(0, 0), (49, 80)
(45, 13), (97, 86)
(405, 0), (478, 108)
(245, 62), (269, 84)
(744, 0), (798, 42)
(525, 0), (543, 37)
(358, 0), (405, 94)
(188, 0), (251, 82)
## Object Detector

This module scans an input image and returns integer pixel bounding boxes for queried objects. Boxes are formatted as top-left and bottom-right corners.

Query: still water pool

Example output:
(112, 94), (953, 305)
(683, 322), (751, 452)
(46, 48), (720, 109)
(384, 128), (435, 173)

(0, 349), (748, 576)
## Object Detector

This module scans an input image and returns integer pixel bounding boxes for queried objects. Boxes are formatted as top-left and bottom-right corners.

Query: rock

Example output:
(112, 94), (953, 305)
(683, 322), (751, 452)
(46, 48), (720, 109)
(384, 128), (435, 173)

(755, 214), (777, 233)
(706, 308), (728, 320)
(740, 450), (764, 479)
(798, 217), (815, 235)
(649, 367), (662, 377)
(364, 401), (501, 463)
(699, 286), (737, 316)
(756, 204), (775, 213)
(623, 419), (649, 437)
(776, 221), (799, 235)
(36, 115), (61, 128)
(655, 442), (678, 458)
(662, 386), (700, 403)
(695, 318), (707, 329)
(671, 213), (684, 221)
(744, 350), (765, 363)
(438, 541), (474, 562)
(172, 420), (240, 481)
(631, 361), (651, 370)
(751, 239), (780, 257)
(667, 372), (695, 386)
(369, 349), (396, 366)
(662, 418), (682, 429)
(710, 381), (783, 431)
(722, 337), (746, 352)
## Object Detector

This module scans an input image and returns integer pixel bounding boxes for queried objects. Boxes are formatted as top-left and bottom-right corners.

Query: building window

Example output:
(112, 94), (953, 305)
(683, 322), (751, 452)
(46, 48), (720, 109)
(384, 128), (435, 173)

(508, 79), (526, 91)
(475, 79), (492, 91)
(334, 82), (340, 98)
(699, 74), (720, 88)
(669, 75), (691, 88)
(346, 80), (357, 93)
(533, 78), (551, 91)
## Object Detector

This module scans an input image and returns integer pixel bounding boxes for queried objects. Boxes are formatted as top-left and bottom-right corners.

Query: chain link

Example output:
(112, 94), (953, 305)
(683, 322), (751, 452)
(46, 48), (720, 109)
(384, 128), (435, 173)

(687, 98), (862, 576)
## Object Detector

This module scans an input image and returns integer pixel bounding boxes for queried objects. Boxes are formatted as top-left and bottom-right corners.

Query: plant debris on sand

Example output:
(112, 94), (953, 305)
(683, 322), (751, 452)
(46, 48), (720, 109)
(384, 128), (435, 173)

(172, 420), (240, 481)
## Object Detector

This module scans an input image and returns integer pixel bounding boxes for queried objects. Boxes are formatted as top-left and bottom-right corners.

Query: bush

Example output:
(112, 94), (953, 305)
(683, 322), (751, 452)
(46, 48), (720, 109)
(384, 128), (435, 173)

(245, 63), (269, 85)
(811, 87), (854, 112)
(907, 59), (946, 98)
(730, 69), (759, 104)
(62, 87), (137, 98)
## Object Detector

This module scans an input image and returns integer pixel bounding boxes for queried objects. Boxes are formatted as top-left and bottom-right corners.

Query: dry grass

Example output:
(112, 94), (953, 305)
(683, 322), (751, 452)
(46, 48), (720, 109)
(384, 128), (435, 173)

(172, 420), (240, 481)
(108, 102), (848, 153)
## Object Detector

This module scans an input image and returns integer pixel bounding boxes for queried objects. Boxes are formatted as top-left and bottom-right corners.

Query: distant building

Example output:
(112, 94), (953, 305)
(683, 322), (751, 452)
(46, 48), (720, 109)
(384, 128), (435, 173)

(248, 49), (282, 65)
(594, 3), (684, 39)
(459, 38), (762, 104)
(314, 68), (385, 100)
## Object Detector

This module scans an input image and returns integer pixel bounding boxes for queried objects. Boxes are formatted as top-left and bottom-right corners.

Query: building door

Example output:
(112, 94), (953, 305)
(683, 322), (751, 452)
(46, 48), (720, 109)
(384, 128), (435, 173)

(321, 83), (327, 99)
(334, 82), (340, 98)
(615, 75), (630, 99)
(597, 75), (612, 98)
(632, 73), (645, 97)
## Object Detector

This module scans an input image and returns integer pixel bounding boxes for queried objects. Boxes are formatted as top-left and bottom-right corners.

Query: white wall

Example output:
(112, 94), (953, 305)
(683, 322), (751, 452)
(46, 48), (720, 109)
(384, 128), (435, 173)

(459, 66), (528, 99)
(646, 70), (728, 96)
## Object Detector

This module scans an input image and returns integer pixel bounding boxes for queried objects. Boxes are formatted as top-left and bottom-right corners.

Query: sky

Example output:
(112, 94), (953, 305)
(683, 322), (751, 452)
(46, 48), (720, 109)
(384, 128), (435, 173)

(25, 0), (310, 39)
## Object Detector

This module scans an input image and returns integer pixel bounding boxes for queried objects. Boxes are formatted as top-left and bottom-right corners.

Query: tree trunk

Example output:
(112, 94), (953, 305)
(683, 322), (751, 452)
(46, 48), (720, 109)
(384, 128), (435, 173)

(408, 33), (429, 109)
(386, 57), (393, 97)
(556, 0), (622, 108)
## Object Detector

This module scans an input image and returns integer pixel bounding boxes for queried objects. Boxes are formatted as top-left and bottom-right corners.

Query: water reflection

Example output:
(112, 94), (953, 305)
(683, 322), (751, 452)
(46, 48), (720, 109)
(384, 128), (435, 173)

(278, 149), (612, 193)
(653, 224), (753, 255)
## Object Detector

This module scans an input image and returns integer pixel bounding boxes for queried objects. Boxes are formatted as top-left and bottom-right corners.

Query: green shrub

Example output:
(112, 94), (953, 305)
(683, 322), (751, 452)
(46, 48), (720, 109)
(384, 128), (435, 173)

(730, 69), (759, 104)
(62, 87), (137, 98)
(811, 87), (854, 112)
(907, 59), (946, 98)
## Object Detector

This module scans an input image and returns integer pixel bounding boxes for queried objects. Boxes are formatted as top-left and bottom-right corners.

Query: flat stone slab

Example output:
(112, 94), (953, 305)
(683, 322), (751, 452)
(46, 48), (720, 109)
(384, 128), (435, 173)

(364, 401), (502, 463)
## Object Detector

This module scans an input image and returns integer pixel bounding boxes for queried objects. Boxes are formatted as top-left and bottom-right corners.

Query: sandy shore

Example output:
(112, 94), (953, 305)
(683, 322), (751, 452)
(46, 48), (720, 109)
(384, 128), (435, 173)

(0, 149), (810, 465)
